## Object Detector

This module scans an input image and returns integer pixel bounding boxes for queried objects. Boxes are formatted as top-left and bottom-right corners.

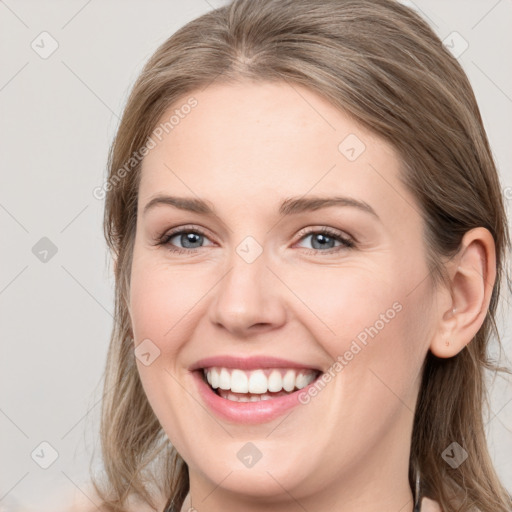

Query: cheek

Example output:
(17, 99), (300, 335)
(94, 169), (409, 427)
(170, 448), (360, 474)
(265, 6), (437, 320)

(129, 257), (213, 354)
(272, 260), (405, 353)
(317, 283), (432, 467)
(128, 257), (213, 454)
(293, 259), (431, 406)
(329, 276), (433, 422)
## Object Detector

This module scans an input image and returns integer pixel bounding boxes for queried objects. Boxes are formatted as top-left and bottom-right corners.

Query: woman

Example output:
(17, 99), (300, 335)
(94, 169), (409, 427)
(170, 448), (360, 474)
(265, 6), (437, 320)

(90, 0), (512, 511)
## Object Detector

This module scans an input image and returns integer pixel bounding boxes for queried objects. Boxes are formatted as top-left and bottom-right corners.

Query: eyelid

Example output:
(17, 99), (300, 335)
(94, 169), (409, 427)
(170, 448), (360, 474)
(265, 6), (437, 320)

(293, 226), (355, 254)
(158, 225), (350, 243)
(294, 225), (354, 243)
(157, 224), (215, 246)
(159, 223), (212, 238)
(156, 224), (356, 255)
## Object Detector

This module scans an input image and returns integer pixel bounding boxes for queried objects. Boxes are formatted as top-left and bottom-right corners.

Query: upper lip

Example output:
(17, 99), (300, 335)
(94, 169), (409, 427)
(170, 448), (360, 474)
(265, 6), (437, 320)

(189, 355), (322, 372)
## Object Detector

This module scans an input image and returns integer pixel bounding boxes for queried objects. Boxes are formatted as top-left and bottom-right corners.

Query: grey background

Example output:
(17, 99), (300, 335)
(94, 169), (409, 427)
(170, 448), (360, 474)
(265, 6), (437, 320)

(0, 1), (511, 510)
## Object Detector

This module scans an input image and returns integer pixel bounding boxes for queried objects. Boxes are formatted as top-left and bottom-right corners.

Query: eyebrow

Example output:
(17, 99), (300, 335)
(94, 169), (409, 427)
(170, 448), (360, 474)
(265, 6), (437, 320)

(143, 194), (380, 220)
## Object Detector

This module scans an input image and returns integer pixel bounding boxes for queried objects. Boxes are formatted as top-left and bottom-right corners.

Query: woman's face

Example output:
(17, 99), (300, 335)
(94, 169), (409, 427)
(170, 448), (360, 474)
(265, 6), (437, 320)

(130, 81), (437, 507)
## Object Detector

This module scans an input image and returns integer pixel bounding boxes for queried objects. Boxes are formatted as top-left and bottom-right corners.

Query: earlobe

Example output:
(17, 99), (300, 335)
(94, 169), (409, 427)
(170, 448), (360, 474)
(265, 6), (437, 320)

(429, 227), (496, 358)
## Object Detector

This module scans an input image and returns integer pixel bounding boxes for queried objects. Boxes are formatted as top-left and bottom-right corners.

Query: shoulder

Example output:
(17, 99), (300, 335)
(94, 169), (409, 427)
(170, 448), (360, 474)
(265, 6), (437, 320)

(421, 496), (443, 512)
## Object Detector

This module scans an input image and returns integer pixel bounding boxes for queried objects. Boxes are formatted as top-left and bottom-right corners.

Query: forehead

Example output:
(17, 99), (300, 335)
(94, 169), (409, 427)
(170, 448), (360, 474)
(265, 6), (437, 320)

(139, 81), (417, 226)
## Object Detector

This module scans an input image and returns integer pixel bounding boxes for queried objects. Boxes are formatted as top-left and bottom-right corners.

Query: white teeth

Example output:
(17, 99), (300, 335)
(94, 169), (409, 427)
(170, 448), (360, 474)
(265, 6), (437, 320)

(295, 373), (310, 389)
(248, 370), (268, 393)
(204, 367), (317, 395)
(231, 369), (249, 393)
(268, 370), (282, 392)
(282, 370), (295, 392)
(210, 368), (219, 389)
(218, 389), (292, 402)
(219, 368), (231, 390)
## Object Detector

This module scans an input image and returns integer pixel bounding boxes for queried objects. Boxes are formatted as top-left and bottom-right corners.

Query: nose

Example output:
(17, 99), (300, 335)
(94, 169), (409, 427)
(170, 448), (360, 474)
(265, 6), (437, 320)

(208, 247), (287, 338)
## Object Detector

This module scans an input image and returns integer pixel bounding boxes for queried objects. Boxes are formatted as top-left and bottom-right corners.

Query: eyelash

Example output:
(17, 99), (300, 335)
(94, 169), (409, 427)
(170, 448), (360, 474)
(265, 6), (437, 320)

(155, 225), (355, 256)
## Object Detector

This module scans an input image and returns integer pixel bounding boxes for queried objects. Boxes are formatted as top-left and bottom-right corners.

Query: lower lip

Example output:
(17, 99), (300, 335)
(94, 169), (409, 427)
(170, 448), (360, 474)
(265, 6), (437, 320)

(192, 371), (318, 424)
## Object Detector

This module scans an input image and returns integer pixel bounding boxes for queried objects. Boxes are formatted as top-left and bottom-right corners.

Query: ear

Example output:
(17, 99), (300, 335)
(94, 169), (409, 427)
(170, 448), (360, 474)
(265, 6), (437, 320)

(429, 227), (496, 358)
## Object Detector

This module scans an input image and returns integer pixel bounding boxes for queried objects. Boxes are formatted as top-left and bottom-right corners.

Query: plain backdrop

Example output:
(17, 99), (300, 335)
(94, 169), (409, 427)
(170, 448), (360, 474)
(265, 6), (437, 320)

(1, 1), (511, 510)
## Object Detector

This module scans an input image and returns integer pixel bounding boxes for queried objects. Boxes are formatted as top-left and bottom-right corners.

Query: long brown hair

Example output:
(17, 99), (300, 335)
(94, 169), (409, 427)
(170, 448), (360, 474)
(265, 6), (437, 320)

(92, 1), (512, 510)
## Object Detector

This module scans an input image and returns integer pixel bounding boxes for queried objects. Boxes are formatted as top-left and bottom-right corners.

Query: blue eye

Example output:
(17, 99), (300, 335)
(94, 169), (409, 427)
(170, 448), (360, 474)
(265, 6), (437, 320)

(157, 227), (214, 255)
(295, 228), (354, 254)
(168, 231), (204, 249)
(156, 226), (355, 255)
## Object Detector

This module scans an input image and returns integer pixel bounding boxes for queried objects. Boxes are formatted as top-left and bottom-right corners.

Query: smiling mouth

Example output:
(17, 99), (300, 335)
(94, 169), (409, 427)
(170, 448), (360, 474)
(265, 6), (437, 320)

(200, 367), (321, 402)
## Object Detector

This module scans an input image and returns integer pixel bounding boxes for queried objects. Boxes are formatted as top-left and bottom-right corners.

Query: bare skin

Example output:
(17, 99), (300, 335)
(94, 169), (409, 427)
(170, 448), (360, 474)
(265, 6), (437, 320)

(126, 81), (495, 512)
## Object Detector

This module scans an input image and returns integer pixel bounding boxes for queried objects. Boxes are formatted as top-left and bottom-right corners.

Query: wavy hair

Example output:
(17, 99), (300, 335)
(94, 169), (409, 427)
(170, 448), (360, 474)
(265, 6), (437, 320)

(92, 1), (512, 510)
